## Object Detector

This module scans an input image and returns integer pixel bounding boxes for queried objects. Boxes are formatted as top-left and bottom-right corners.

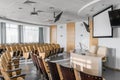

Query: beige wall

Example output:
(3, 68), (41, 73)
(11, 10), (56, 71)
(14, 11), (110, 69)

(50, 25), (57, 43)
(67, 22), (75, 52)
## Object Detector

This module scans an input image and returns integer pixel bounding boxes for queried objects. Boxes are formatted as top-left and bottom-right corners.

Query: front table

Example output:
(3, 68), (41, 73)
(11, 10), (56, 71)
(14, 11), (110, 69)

(46, 50), (102, 80)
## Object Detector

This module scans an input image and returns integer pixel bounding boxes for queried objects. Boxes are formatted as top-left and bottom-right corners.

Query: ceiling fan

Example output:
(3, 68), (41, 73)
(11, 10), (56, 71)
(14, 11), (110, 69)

(24, 0), (36, 4)
(31, 8), (44, 15)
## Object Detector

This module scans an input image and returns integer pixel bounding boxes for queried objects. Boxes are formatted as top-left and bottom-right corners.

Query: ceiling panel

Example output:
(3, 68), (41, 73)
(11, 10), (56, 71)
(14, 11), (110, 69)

(0, 0), (119, 25)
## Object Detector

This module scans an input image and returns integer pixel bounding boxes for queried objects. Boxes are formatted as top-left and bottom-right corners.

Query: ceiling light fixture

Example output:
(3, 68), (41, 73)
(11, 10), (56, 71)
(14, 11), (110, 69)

(78, 0), (101, 15)
(18, 7), (23, 9)
(49, 7), (55, 10)
(24, 0), (36, 4)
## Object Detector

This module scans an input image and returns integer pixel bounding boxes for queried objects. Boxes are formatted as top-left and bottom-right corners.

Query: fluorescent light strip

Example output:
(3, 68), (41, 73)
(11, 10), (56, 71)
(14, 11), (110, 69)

(78, 0), (101, 15)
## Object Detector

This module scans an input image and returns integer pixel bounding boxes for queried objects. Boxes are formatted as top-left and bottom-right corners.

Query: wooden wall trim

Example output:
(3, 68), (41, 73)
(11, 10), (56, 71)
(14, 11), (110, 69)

(67, 22), (75, 52)
(89, 18), (98, 47)
(50, 25), (57, 43)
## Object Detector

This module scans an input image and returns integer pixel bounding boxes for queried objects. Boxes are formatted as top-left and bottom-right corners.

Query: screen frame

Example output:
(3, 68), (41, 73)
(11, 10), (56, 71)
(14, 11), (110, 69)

(109, 9), (120, 26)
(92, 5), (113, 38)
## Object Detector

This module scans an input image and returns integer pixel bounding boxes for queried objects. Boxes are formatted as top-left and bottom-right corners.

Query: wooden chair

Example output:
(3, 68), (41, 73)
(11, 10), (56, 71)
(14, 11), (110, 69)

(3, 52), (19, 68)
(47, 45), (54, 55)
(32, 54), (40, 70)
(89, 45), (98, 54)
(55, 44), (64, 53)
(15, 44), (23, 57)
(1, 53), (19, 70)
(29, 52), (36, 66)
(38, 46), (50, 58)
(30, 51), (41, 74)
(21, 46), (30, 60)
(5, 45), (12, 57)
(47, 61), (60, 80)
(60, 65), (76, 80)
(1, 71), (25, 80)
(0, 55), (26, 80)
(0, 48), (6, 55)
(37, 57), (49, 80)
(10, 45), (18, 58)
(51, 44), (58, 54)
(33, 45), (37, 51)
(97, 46), (108, 62)
(5, 45), (12, 52)
(42, 45), (51, 58)
(79, 71), (103, 80)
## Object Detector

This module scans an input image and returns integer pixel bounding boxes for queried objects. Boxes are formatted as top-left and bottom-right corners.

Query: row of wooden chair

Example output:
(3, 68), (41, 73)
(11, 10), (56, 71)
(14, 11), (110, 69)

(0, 43), (64, 60)
(30, 48), (104, 80)
(0, 51), (26, 80)
(47, 61), (104, 80)
(30, 51), (49, 80)
(0, 43), (64, 80)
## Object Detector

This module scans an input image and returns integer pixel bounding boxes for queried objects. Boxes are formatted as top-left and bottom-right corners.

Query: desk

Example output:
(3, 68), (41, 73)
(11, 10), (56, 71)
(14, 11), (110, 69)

(71, 49), (102, 76)
(46, 53), (70, 67)
(46, 51), (102, 80)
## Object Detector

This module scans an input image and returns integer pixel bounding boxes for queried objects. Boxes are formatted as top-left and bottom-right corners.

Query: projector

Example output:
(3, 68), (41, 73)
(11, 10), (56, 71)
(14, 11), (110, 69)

(31, 12), (38, 15)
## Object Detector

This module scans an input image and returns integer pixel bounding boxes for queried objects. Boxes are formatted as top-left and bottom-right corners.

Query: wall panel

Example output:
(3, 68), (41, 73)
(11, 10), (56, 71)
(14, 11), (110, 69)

(57, 24), (67, 51)
(50, 25), (57, 43)
(67, 22), (75, 52)
(89, 18), (98, 46)
(75, 22), (89, 50)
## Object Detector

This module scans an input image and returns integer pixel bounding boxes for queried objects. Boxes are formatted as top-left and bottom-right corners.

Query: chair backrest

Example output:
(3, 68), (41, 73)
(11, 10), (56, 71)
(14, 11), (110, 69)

(47, 61), (60, 80)
(60, 65), (76, 80)
(89, 45), (98, 54)
(1, 54), (12, 71)
(33, 54), (40, 70)
(97, 46), (107, 57)
(38, 57), (49, 80)
(30, 52), (36, 66)
(79, 71), (103, 80)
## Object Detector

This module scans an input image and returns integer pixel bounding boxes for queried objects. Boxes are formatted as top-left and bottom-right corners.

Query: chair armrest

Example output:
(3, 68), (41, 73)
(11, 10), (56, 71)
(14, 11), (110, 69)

(6, 68), (22, 72)
(8, 61), (13, 63)
(12, 58), (19, 61)
(7, 64), (19, 68)
(10, 74), (26, 79)
(7, 59), (19, 63)
(12, 64), (19, 68)
(13, 64), (19, 66)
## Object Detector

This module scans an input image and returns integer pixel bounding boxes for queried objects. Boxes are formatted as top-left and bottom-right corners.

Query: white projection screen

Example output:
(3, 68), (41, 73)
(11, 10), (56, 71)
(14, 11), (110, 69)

(93, 6), (113, 38)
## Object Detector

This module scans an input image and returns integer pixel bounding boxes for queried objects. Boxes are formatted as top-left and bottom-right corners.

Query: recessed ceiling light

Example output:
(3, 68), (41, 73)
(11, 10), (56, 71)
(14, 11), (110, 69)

(49, 7), (55, 10)
(66, 19), (71, 21)
(102, 4), (105, 6)
(86, 14), (89, 17)
(19, 7), (23, 9)
(90, 9), (94, 12)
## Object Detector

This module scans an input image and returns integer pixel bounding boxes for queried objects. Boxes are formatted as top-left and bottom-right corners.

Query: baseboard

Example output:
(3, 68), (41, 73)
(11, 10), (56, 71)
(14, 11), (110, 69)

(104, 65), (120, 71)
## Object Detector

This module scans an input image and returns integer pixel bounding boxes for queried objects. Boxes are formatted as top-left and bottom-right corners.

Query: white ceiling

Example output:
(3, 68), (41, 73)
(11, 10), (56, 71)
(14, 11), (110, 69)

(0, 0), (119, 26)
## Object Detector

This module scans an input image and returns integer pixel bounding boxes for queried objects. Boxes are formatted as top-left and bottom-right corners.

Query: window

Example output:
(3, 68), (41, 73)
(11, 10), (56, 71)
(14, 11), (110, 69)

(6, 23), (18, 43)
(23, 26), (39, 43)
